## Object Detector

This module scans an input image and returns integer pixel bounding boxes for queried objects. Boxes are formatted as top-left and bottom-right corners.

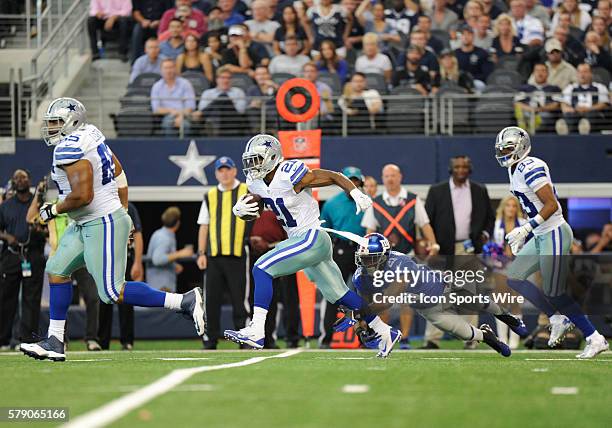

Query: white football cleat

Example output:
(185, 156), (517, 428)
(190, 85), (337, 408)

(376, 326), (402, 358)
(224, 322), (265, 349)
(548, 314), (573, 347)
(576, 333), (609, 359)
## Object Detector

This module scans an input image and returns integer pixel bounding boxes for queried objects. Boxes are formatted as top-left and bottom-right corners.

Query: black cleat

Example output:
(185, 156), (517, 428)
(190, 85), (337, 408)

(495, 313), (529, 338)
(180, 288), (206, 336)
(480, 324), (511, 357)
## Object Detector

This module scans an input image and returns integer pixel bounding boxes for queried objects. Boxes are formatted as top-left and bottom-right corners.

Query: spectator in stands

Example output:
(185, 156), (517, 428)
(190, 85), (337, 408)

(158, 0), (207, 40)
(343, 0), (366, 51)
(417, 15), (445, 55)
(303, 62), (335, 121)
(587, 223), (612, 253)
(491, 13), (524, 58)
(268, 36), (310, 76)
(435, 49), (476, 92)
(552, 25), (585, 67)
(584, 31), (612, 72)
(594, 0), (612, 30)
(159, 18), (186, 59)
(474, 14), (493, 49)
(176, 34), (207, 74)
(307, 0), (349, 57)
(221, 24), (270, 75)
(514, 62), (561, 133)
(130, 38), (163, 84)
(205, 6), (225, 32)
(355, 33), (393, 85)
(551, 0), (591, 32)
(454, 25), (493, 89)
(151, 58), (196, 136)
(246, 0), (281, 56)
(481, 0), (503, 20)
(273, 5), (311, 55)
(409, 29), (440, 77)
(339, 72), (384, 133)
(356, 0), (401, 52)
(247, 65), (278, 130)
(218, 0), (246, 26)
(364, 175), (378, 198)
(193, 66), (247, 135)
(447, 0), (467, 18)
(88, 0), (132, 62)
(316, 40), (350, 84)
(146, 207), (193, 292)
(393, 46), (432, 95)
(131, 0), (173, 63)
(510, 0), (545, 46)
(462, 0), (485, 30)
(202, 33), (224, 83)
(557, 63), (610, 134)
(525, 0), (550, 30)
(386, 0), (420, 38)
(537, 38), (578, 89)
(590, 16), (611, 49)
(429, 0), (460, 32)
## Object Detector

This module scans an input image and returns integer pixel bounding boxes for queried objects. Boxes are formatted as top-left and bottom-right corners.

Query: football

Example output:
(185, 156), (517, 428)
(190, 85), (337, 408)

(241, 193), (264, 221)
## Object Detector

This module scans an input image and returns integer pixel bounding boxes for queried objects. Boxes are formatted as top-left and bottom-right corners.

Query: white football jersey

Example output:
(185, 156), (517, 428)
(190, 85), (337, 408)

(247, 160), (320, 238)
(51, 124), (123, 224)
(508, 156), (565, 235)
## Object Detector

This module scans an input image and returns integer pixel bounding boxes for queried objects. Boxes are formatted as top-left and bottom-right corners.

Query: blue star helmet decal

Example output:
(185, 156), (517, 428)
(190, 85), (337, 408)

(262, 140), (273, 147)
(67, 103), (77, 112)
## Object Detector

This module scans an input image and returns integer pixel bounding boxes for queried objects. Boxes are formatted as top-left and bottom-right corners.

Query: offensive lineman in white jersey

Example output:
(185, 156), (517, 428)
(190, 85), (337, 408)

(225, 134), (402, 357)
(20, 98), (205, 361)
(495, 126), (608, 359)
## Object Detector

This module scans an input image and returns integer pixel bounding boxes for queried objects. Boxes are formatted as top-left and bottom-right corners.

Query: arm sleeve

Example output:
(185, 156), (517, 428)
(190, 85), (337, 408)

(414, 197), (430, 228)
(198, 89), (214, 111)
(598, 84), (610, 105)
(129, 58), (142, 84)
(89, 0), (101, 16)
(382, 55), (392, 72)
(197, 199), (210, 225)
(118, 0), (132, 17)
(360, 206), (378, 230)
(150, 235), (171, 266)
(151, 83), (161, 112)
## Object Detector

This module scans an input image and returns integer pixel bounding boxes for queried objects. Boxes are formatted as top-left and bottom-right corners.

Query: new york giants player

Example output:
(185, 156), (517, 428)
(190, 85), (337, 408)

(495, 126), (608, 359)
(336, 232), (525, 357)
(20, 98), (205, 361)
(225, 134), (401, 357)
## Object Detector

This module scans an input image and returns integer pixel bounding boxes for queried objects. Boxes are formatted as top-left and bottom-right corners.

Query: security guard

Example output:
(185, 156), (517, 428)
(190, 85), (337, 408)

(318, 166), (367, 348)
(196, 157), (251, 349)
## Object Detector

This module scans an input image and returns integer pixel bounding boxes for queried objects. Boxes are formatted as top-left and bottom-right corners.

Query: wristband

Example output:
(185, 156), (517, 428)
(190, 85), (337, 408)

(198, 251), (206, 256)
(527, 214), (545, 231)
(115, 170), (128, 188)
(50, 204), (58, 216)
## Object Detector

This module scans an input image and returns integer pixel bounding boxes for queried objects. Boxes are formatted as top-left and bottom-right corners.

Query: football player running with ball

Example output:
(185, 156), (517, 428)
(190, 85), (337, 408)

(20, 98), (205, 362)
(495, 126), (608, 359)
(225, 134), (402, 357)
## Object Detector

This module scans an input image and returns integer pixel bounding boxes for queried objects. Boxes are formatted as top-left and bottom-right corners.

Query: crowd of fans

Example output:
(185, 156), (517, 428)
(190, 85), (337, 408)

(95, 0), (611, 135)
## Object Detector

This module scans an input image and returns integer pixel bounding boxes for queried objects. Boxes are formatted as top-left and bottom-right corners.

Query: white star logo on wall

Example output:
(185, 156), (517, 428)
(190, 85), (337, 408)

(169, 140), (216, 185)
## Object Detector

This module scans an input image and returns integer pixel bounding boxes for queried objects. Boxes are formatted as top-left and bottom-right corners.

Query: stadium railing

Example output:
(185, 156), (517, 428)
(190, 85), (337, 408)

(7, 92), (612, 139)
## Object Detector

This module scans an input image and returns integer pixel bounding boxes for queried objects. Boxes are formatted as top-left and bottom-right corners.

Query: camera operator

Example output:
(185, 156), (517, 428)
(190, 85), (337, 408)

(0, 169), (46, 349)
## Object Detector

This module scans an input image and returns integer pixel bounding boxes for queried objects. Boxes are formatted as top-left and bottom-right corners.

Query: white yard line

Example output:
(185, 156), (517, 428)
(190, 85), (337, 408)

(60, 349), (302, 428)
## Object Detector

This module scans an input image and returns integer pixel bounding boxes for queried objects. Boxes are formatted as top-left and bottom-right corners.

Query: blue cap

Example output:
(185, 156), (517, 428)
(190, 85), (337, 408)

(215, 156), (236, 170)
(342, 166), (365, 183)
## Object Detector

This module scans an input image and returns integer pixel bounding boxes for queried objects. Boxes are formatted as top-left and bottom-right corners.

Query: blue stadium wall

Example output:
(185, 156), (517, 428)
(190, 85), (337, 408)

(3, 135), (612, 186)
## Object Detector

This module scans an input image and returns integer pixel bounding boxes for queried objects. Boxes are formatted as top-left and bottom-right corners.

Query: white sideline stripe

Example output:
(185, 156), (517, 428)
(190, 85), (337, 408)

(342, 384), (370, 393)
(60, 349), (302, 428)
(532, 368), (549, 372)
(156, 357), (210, 361)
(551, 387), (578, 395)
(525, 358), (612, 362)
(68, 359), (114, 362)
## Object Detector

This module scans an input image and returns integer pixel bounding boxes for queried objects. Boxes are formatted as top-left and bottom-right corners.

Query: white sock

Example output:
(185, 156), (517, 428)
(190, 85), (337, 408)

(164, 293), (183, 310)
(368, 316), (388, 333)
(586, 331), (602, 342)
(473, 327), (484, 342)
(252, 307), (268, 334)
(48, 319), (65, 342)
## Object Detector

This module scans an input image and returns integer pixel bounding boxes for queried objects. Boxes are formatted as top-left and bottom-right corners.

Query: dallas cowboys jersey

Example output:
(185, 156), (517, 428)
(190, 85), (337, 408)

(247, 160), (320, 238)
(508, 156), (565, 235)
(51, 124), (122, 224)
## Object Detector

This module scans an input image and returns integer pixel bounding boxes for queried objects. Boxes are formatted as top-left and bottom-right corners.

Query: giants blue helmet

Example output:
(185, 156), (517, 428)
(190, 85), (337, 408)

(355, 233), (391, 274)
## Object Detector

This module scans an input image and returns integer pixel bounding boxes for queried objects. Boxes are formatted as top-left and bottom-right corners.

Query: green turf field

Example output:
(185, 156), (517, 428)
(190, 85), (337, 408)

(1, 342), (610, 428)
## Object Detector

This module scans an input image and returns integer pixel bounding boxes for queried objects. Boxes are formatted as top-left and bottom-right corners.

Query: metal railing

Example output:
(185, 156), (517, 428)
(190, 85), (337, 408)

(5, 92), (612, 140)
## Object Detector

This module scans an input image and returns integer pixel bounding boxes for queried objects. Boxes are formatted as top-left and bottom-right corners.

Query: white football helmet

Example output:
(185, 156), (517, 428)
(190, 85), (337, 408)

(41, 97), (87, 146)
(242, 134), (284, 180)
(495, 126), (531, 168)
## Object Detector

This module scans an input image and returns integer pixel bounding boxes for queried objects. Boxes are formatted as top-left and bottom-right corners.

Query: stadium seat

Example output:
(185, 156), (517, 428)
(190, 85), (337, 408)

(114, 109), (154, 137)
(486, 69), (523, 88)
(181, 71), (210, 95)
(129, 72), (161, 90)
(592, 67), (611, 87)
(474, 101), (515, 134)
(230, 73), (255, 93)
(124, 87), (151, 97)
(430, 30), (451, 49)
(364, 73), (388, 94)
(436, 85), (471, 134)
(386, 86), (426, 134)
(119, 94), (151, 111)
(317, 72), (342, 95)
(271, 72), (296, 85)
